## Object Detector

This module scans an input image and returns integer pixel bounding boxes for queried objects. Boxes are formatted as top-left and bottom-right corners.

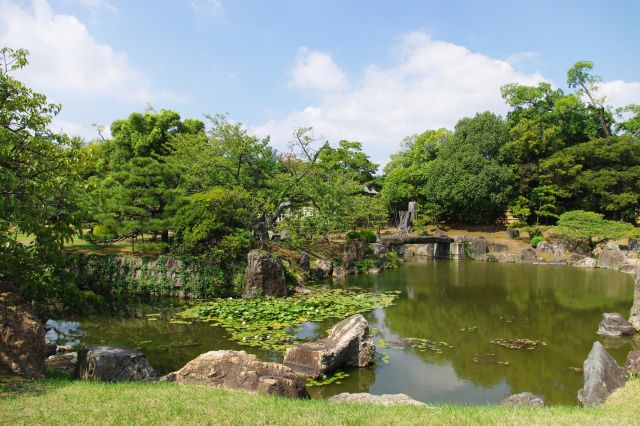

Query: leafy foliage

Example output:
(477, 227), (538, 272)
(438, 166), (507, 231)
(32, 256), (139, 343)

(178, 288), (397, 351)
(553, 210), (638, 245)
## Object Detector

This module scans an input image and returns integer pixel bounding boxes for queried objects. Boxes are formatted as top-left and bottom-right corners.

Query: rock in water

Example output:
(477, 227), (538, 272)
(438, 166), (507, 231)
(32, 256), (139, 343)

(597, 244), (626, 271)
(161, 350), (309, 399)
(597, 313), (635, 337)
(575, 257), (597, 268)
(328, 392), (426, 406)
(577, 341), (627, 406)
(0, 284), (46, 377)
(76, 346), (156, 382)
(499, 392), (545, 407)
(625, 350), (640, 375)
(630, 270), (640, 332)
(283, 314), (375, 377)
(243, 250), (287, 298)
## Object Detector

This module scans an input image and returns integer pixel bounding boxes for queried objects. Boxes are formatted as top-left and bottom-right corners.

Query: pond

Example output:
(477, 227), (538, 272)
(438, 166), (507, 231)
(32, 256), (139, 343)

(47, 260), (637, 406)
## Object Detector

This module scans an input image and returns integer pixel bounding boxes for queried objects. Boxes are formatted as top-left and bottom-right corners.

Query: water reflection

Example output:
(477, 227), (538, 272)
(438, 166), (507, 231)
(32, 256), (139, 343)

(50, 261), (634, 405)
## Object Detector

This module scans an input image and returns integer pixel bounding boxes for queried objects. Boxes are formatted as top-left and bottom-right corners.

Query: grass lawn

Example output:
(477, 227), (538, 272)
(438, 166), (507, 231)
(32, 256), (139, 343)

(1, 379), (639, 425)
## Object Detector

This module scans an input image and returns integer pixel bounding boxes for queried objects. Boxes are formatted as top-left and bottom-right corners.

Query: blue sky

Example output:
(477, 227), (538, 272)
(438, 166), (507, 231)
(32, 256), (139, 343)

(2, 0), (639, 164)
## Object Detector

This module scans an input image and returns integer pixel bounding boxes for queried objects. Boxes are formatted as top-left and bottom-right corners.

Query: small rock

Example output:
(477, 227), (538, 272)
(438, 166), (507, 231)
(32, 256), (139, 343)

(284, 314), (375, 377)
(506, 229), (520, 239)
(597, 313), (635, 337)
(332, 266), (347, 278)
(521, 248), (536, 263)
(367, 267), (381, 274)
(76, 345), (156, 382)
(299, 252), (310, 273)
(575, 257), (597, 268)
(328, 392), (426, 406)
(548, 258), (568, 265)
(162, 350), (308, 399)
(46, 352), (78, 376)
(625, 350), (640, 375)
(499, 392), (545, 407)
(535, 240), (553, 254)
(577, 341), (627, 406)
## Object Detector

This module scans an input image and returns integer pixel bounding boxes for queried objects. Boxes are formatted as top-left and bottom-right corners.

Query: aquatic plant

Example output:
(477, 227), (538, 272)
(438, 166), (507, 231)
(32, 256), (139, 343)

(177, 288), (397, 351)
(490, 338), (546, 350)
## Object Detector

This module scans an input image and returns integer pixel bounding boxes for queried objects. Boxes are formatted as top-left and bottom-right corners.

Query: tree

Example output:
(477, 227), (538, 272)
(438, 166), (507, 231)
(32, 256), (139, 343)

(0, 47), (85, 306)
(567, 61), (611, 137)
(422, 113), (516, 224)
(553, 210), (638, 247)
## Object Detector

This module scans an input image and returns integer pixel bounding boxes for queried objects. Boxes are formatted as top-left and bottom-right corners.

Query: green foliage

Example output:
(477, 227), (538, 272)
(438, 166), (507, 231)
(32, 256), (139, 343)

(72, 254), (233, 298)
(553, 210), (639, 246)
(172, 187), (254, 258)
(178, 288), (398, 351)
(346, 229), (377, 243)
(0, 47), (87, 306)
(530, 236), (545, 248)
(354, 258), (375, 272)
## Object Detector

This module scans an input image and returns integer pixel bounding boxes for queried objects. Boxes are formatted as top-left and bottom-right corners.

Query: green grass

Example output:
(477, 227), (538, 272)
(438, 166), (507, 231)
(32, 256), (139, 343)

(1, 379), (639, 425)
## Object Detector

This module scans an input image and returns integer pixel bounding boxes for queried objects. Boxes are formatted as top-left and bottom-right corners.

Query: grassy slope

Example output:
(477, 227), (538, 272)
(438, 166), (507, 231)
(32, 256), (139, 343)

(1, 380), (638, 426)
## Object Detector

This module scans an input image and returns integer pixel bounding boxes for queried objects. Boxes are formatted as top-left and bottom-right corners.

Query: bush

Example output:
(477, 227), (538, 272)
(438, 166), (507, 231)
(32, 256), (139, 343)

(531, 236), (544, 248)
(346, 229), (377, 243)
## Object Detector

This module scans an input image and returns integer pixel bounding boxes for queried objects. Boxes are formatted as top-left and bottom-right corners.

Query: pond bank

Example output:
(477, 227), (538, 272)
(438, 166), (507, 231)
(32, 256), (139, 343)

(1, 379), (639, 425)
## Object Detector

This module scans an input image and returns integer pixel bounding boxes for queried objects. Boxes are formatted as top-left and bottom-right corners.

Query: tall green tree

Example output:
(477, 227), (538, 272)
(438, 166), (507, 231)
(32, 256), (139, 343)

(0, 47), (85, 306)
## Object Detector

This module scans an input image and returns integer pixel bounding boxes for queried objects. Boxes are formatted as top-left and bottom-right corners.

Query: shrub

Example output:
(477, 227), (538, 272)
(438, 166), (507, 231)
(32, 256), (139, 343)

(346, 229), (377, 243)
(531, 236), (544, 248)
(345, 230), (361, 241)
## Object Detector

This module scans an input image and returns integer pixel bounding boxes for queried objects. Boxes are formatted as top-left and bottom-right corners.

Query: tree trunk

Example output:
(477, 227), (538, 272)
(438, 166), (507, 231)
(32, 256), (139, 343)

(161, 230), (169, 244)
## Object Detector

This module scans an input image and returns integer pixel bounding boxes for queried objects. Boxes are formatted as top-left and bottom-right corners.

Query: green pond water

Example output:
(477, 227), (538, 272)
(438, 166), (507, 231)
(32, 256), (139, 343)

(48, 260), (637, 406)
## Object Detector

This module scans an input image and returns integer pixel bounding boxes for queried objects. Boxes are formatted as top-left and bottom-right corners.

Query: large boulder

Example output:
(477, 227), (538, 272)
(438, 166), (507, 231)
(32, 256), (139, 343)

(625, 350), (640, 375)
(471, 237), (489, 256)
(161, 350), (309, 399)
(284, 314), (375, 377)
(341, 238), (369, 269)
(76, 345), (156, 382)
(521, 248), (537, 263)
(298, 251), (310, 273)
(597, 244), (626, 271)
(0, 284), (46, 377)
(630, 270), (640, 332)
(499, 392), (545, 407)
(328, 392), (425, 406)
(597, 313), (635, 337)
(577, 342), (627, 406)
(243, 250), (287, 298)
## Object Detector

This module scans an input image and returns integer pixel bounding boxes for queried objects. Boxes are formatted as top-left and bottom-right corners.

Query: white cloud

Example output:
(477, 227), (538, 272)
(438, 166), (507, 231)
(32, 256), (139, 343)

(191, 0), (224, 17)
(504, 51), (540, 67)
(255, 32), (547, 164)
(0, 0), (177, 103)
(64, 0), (118, 13)
(600, 80), (640, 109)
(290, 47), (349, 92)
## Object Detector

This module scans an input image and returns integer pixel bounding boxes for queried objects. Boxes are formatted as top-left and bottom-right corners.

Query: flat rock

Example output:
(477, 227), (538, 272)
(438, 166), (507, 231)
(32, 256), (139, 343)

(46, 352), (78, 376)
(161, 350), (308, 399)
(597, 313), (635, 337)
(575, 257), (597, 268)
(0, 284), (46, 377)
(284, 314), (375, 377)
(499, 392), (545, 407)
(328, 392), (426, 406)
(577, 341), (627, 406)
(625, 350), (640, 375)
(76, 345), (156, 382)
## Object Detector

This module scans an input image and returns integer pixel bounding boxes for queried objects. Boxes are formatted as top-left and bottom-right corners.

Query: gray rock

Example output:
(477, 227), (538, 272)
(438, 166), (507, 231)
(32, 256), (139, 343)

(597, 313), (635, 337)
(76, 345), (156, 382)
(489, 243), (509, 253)
(370, 243), (388, 255)
(568, 253), (585, 264)
(506, 229), (520, 239)
(629, 238), (640, 252)
(161, 350), (308, 399)
(577, 341), (627, 406)
(597, 245), (626, 271)
(46, 352), (78, 376)
(471, 237), (489, 256)
(499, 392), (545, 407)
(299, 251), (310, 273)
(535, 240), (553, 254)
(575, 257), (597, 268)
(328, 392), (426, 406)
(332, 266), (346, 278)
(0, 284), (46, 378)
(625, 350), (640, 375)
(521, 248), (537, 263)
(284, 314), (375, 377)
(548, 258), (568, 265)
(243, 250), (287, 298)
